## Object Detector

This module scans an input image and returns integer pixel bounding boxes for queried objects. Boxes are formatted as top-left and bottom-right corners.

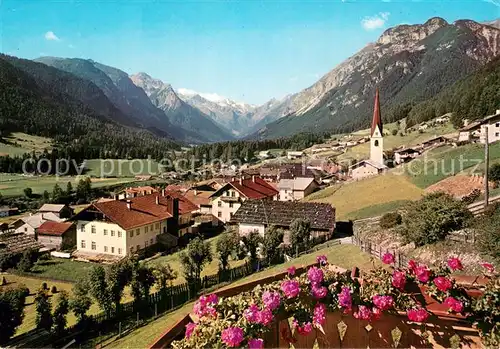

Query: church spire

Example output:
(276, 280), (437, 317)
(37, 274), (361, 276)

(371, 88), (383, 137)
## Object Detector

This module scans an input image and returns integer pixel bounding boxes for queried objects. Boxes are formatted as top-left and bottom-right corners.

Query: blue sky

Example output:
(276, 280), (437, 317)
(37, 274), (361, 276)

(1, 0), (499, 105)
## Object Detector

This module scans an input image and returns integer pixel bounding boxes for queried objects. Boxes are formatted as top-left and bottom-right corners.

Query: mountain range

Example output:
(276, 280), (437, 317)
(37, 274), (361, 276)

(1, 16), (499, 148)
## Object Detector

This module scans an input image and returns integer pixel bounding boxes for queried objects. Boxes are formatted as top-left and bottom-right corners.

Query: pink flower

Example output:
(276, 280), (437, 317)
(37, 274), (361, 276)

(248, 339), (264, 349)
(444, 297), (464, 313)
(293, 320), (313, 335)
(316, 255), (328, 265)
(434, 276), (452, 292)
(307, 266), (324, 285)
(354, 305), (372, 321)
(382, 252), (395, 265)
(193, 296), (217, 318)
(392, 270), (406, 290)
(372, 295), (394, 311)
(185, 322), (196, 339)
(407, 308), (429, 323)
(313, 303), (326, 326)
(257, 308), (274, 326)
(281, 280), (300, 298)
(221, 327), (245, 347)
(415, 265), (431, 283)
(408, 259), (418, 273)
(338, 287), (352, 310)
(447, 257), (463, 271)
(206, 293), (218, 304)
(372, 307), (382, 321)
(287, 266), (296, 276)
(244, 304), (260, 323)
(311, 285), (328, 299)
(262, 291), (281, 310)
(481, 262), (495, 273)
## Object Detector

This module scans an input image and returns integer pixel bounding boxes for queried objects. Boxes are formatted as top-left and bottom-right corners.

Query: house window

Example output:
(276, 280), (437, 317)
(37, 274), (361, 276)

(374, 140), (379, 147)
(155, 223), (160, 230)
(145, 226), (149, 233)
(118, 248), (122, 255)
(218, 211), (222, 218)
(104, 246), (108, 252)
(129, 231), (133, 238)
(103, 229), (108, 236)
(496, 132), (499, 137)
(91, 225), (96, 234)
(229, 202), (233, 208)
(91, 241), (96, 250)
(111, 230), (115, 237)
(24, 227), (28, 233)
(137, 228), (141, 235)
(218, 201), (222, 207)
(118, 231), (122, 238)
(81, 240), (86, 248)
(80, 224), (85, 232)
(111, 247), (115, 253)
(496, 123), (500, 127)
(231, 191), (235, 197)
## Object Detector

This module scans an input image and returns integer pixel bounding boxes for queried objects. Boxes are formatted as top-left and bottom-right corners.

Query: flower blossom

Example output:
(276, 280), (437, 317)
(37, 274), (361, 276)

(407, 308), (429, 323)
(307, 266), (324, 285)
(262, 291), (281, 310)
(382, 252), (395, 265)
(293, 320), (313, 335)
(371, 307), (383, 321)
(415, 265), (431, 283)
(248, 338), (264, 349)
(354, 305), (372, 321)
(185, 322), (197, 339)
(221, 327), (245, 347)
(447, 257), (463, 271)
(244, 304), (260, 323)
(338, 287), (352, 311)
(408, 259), (418, 273)
(316, 255), (328, 265)
(311, 285), (328, 299)
(257, 308), (274, 326)
(313, 303), (326, 326)
(287, 266), (296, 276)
(281, 280), (300, 298)
(193, 294), (218, 318)
(392, 270), (406, 290)
(444, 297), (464, 313)
(481, 262), (495, 273)
(433, 276), (452, 292)
(372, 295), (394, 311)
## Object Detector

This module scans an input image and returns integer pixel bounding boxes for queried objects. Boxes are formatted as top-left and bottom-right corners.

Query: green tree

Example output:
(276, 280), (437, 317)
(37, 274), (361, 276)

(69, 278), (92, 324)
(52, 291), (69, 335)
(475, 206), (500, 262)
(34, 289), (52, 331)
(105, 258), (133, 314)
(87, 265), (112, 315)
(290, 219), (311, 255)
(66, 181), (73, 195)
(489, 163), (500, 183)
(241, 231), (263, 266)
(153, 263), (177, 293)
(215, 233), (235, 273)
(179, 238), (212, 289)
(23, 187), (33, 198)
(130, 262), (155, 304)
(0, 286), (28, 344)
(51, 183), (64, 203)
(76, 177), (92, 201)
(263, 225), (284, 265)
(42, 190), (50, 201)
(17, 249), (38, 272)
(398, 192), (472, 246)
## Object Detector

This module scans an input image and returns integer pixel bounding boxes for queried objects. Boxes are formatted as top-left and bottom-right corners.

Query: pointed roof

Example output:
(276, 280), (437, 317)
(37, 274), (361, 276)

(371, 89), (383, 136)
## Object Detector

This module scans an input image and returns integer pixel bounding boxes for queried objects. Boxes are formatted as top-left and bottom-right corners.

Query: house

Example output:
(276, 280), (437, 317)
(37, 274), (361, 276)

(287, 151), (304, 160)
(161, 190), (200, 236)
(277, 177), (319, 201)
(394, 147), (420, 165)
(258, 150), (271, 159)
(0, 222), (11, 233)
(280, 164), (318, 180)
(210, 176), (278, 223)
(12, 213), (65, 236)
(458, 110), (500, 144)
(183, 189), (213, 214)
(115, 186), (157, 200)
(36, 221), (76, 251)
(230, 200), (335, 244)
(0, 206), (19, 218)
(0, 233), (42, 261)
(350, 160), (388, 180)
(73, 192), (181, 261)
(419, 136), (449, 149)
(39, 204), (74, 219)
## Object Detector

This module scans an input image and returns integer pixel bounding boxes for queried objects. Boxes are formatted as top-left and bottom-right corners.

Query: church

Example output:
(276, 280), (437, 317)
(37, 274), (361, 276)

(349, 89), (388, 180)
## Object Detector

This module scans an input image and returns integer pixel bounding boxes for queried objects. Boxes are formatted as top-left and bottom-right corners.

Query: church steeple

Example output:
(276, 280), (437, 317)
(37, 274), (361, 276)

(369, 88), (384, 165)
(371, 88), (383, 137)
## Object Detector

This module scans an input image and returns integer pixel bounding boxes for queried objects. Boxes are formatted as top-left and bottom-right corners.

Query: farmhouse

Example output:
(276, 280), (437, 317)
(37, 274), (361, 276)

(458, 110), (500, 144)
(210, 176), (278, 223)
(419, 136), (449, 149)
(0, 206), (19, 218)
(277, 177), (319, 201)
(39, 203), (74, 218)
(183, 189), (213, 214)
(350, 160), (387, 180)
(258, 150), (271, 159)
(36, 221), (76, 251)
(394, 147), (420, 165)
(230, 200), (335, 244)
(115, 185), (157, 199)
(287, 151), (304, 160)
(12, 213), (65, 236)
(0, 232), (42, 260)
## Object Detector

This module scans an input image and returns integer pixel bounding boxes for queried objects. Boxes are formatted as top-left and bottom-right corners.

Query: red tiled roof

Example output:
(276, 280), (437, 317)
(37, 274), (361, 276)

(371, 88), (383, 136)
(212, 177), (278, 200)
(161, 190), (199, 214)
(124, 186), (157, 194)
(37, 221), (74, 236)
(183, 189), (212, 207)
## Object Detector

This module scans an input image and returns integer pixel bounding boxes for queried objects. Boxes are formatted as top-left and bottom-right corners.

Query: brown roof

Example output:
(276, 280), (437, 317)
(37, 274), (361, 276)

(183, 189), (212, 207)
(124, 186), (157, 194)
(0, 233), (42, 255)
(161, 190), (199, 214)
(37, 221), (74, 236)
(211, 177), (278, 200)
(230, 200), (335, 231)
(371, 88), (383, 136)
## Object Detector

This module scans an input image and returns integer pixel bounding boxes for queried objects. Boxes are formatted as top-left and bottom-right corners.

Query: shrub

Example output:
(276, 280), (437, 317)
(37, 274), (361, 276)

(0, 286), (28, 344)
(51, 285), (58, 294)
(391, 129), (398, 136)
(17, 249), (38, 272)
(398, 192), (472, 246)
(475, 210), (500, 262)
(379, 212), (402, 229)
(488, 163), (500, 183)
(461, 189), (481, 205)
(41, 282), (48, 290)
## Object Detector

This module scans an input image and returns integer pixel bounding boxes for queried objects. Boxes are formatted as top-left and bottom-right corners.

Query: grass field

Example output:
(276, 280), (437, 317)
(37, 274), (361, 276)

(83, 159), (164, 178)
(345, 200), (411, 220)
(305, 173), (423, 220)
(0, 174), (136, 197)
(0, 133), (52, 156)
(27, 259), (100, 282)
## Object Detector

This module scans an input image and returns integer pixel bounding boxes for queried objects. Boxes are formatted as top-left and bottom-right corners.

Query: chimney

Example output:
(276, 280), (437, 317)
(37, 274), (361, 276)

(239, 177), (243, 185)
(155, 196), (159, 205)
(231, 177), (235, 182)
(167, 197), (180, 219)
(252, 175), (256, 182)
(126, 200), (132, 210)
(194, 189), (197, 196)
(162, 188), (165, 197)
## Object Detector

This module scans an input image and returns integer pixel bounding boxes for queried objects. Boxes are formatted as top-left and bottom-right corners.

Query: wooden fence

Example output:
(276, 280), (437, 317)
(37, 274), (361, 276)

(352, 235), (410, 269)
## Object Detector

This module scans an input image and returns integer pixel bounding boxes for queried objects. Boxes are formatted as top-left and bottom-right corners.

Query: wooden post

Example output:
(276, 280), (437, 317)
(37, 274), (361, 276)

(119, 322), (122, 337)
(136, 312), (139, 327)
(485, 127), (489, 208)
(155, 303), (158, 318)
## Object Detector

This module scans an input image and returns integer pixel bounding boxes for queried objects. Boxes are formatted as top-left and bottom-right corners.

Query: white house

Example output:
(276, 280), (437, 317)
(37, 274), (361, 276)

(287, 151), (304, 160)
(277, 177), (319, 201)
(459, 110), (500, 144)
(12, 213), (64, 236)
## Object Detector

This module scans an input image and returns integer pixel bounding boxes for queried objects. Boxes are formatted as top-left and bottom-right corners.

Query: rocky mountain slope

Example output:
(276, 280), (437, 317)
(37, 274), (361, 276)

(130, 73), (234, 142)
(250, 17), (500, 139)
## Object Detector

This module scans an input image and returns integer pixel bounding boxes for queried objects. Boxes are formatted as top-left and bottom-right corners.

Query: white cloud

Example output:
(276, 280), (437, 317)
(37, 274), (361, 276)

(484, 0), (500, 6)
(44, 31), (60, 41)
(361, 12), (390, 31)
